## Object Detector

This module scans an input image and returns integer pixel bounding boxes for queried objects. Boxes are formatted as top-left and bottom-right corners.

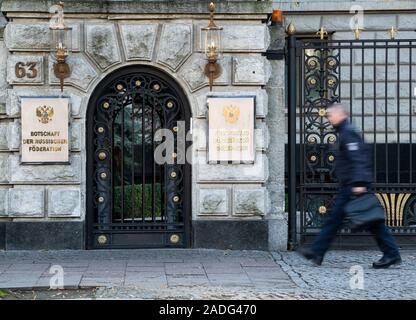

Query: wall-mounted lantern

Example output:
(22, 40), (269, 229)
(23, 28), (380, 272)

(50, 1), (72, 92)
(271, 10), (284, 25)
(201, 2), (223, 91)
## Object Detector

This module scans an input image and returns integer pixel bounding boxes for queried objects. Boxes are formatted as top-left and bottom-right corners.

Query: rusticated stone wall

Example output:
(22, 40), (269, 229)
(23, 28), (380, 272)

(0, 0), (288, 250)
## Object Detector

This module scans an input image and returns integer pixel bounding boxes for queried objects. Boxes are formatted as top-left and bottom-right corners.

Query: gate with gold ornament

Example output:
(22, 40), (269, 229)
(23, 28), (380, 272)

(286, 32), (416, 249)
(86, 66), (191, 249)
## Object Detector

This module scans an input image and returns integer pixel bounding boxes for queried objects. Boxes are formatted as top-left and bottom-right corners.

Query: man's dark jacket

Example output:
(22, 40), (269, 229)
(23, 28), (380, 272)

(333, 119), (373, 187)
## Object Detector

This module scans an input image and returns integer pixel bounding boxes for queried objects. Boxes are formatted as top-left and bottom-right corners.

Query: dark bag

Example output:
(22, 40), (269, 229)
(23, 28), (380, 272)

(343, 193), (385, 229)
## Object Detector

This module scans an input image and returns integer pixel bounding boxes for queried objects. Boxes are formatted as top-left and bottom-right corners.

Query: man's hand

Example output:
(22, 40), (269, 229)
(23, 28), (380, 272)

(352, 186), (367, 195)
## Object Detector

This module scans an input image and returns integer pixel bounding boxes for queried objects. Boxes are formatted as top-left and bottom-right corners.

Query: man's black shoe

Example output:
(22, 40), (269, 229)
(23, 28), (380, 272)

(296, 247), (323, 266)
(372, 255), (402, 269)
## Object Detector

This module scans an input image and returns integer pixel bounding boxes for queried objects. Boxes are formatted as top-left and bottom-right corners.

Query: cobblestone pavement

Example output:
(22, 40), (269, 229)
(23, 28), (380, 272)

(0, 249), (415, 299)
(273, 249), (416, 299)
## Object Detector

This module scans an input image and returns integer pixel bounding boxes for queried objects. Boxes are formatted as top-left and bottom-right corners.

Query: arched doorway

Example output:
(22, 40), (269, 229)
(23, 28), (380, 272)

(86, 65), (192, 249)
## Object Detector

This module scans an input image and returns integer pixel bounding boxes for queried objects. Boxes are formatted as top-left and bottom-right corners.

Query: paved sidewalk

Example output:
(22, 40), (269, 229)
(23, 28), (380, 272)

(0, 249), (295, 291)
(0, 249), (415, 299)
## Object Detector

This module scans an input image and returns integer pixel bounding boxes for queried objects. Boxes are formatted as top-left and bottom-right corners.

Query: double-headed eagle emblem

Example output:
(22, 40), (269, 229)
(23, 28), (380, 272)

(36, 105), (54, 124)
(222, 105), (240, 124)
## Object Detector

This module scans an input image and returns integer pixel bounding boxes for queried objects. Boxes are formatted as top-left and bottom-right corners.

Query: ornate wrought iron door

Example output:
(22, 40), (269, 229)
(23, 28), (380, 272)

(87, 66), (191, 249)
(287, 36), (416, 248)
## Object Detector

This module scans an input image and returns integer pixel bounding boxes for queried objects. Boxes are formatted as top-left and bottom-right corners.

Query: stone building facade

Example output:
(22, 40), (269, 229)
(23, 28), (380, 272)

(0, 0), (287, 250)
(0, 0), (414, 251)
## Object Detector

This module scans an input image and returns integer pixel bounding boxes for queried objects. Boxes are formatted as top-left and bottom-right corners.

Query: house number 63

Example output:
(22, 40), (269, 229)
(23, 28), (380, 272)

(15, 62), (38, 79)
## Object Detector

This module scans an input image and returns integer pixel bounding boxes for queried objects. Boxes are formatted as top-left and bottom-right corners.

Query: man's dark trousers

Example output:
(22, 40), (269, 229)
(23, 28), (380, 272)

(311, 184), (400, 259)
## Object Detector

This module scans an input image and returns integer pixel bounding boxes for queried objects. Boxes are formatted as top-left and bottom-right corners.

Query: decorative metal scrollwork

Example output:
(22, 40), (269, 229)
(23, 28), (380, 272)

(97, 234), (108, 244)
(295, 37), (416, 244)
(91, 69), (188, 246)
(303, 194), (334, 228)
(318, 108), (326, 117)
(303, 44), (340, 184)
(403, 195), (416, 227)
(376, 193), (415, 227)
(318, 206), (327, 214)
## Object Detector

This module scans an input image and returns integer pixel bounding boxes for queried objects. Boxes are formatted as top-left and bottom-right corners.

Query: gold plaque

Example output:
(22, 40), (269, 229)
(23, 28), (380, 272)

(21, 98), (69, 163)
(170, 234), (180, 244)
(97, 127), (105, 133)
(116, 84), (124, 91)
(318, 108), (326, 117)
(153, 83), (161, 91)
(319, 206), (327, 214)
(135, 80), (142, 87)
(98, 196), (105, 203)
(173, 126), (178, 132)
(98, 152), (107, 160)
(208, 96), (255, 163)
(167, 101), (174, 109)
(173, 195), (180, 203)
(309, 78), (317, 85)
(100, 172), (107, 179)
(103, 102), (110, 109)
(310, 155), (317, 161)
(328, 155), (335, 162)
(308, 136), (316, 144)
(170, 171), (177, 178)
(97, 235), (107, 244)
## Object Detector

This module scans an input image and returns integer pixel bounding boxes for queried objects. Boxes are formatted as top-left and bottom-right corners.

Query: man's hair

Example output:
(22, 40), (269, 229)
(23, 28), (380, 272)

(327, 103), (349, 116)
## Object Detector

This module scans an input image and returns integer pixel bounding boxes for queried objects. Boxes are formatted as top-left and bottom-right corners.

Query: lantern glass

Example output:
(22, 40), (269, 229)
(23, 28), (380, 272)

(50, 27), (72, 57)
(201, 26), (222, 60)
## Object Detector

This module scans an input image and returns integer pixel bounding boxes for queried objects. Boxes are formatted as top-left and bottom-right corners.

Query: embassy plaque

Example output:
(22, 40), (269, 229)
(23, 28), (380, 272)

(208, 96), (255, 163)
(21, 97), (69, 163)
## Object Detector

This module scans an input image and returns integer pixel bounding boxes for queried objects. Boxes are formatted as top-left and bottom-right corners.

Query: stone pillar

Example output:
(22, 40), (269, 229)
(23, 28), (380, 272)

(0, 12), (8, 249)
(0, 12), (7, 111)
(265, 23), (288, 251)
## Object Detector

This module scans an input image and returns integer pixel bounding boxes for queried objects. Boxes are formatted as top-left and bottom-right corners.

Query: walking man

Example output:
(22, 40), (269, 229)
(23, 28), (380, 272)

(297, 103), (402, 269)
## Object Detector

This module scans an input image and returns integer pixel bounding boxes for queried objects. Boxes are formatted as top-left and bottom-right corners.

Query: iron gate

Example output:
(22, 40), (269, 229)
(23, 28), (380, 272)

(287, 34), (416, 249)
(87, 66), (191, 249)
